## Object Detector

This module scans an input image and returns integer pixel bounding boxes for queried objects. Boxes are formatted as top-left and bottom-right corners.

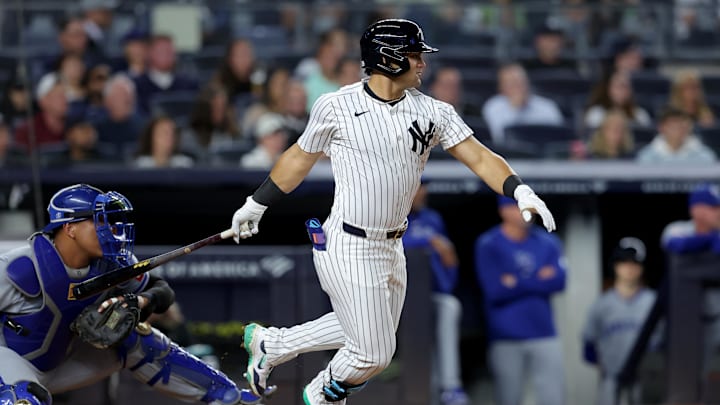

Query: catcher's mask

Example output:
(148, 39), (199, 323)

(360, 18), (438, 77)
(44, 184), (135, 265)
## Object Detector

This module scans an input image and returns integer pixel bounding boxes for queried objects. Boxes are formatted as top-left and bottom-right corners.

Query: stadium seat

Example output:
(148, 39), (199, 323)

(631, 126), (657, 149)
(208, 142), (255, 166)
(531, 71), (593, 99)
(697, 126), (720, 156)
(631, 72), (671, 102)
(503, 123), (579, 159)
(702, 76), (720, 97)
(149, 91), (198, 122)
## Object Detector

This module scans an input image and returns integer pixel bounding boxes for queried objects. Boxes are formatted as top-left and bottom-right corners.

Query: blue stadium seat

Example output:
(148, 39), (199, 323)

(631, 71), (671, 99)
(503, 123), (579, 159)
(149, 91), (198, 123)
(697, 126), (720, 156)
(631, 126), (657, 149)
(702, 76), (720, 97)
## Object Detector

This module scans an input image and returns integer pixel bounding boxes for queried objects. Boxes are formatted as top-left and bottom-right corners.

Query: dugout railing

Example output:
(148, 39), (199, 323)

(619, 251), (720, 404)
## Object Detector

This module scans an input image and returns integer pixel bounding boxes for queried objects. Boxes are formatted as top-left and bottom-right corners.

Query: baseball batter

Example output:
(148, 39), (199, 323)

(230, 19), (556, 405)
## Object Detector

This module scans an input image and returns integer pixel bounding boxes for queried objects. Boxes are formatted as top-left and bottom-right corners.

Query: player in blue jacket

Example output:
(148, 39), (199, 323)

(474, 196), (567, 405)
(661, 182), (720, 373)
(403, 181), (469, 405)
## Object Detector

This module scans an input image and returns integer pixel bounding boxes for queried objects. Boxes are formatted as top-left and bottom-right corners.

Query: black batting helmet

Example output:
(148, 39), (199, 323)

(360, 19), (438, 77)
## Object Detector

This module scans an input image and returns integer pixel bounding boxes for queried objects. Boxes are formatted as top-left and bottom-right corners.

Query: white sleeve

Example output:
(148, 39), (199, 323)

(438, 101), (473, 150)
(297, 93), (337, 155)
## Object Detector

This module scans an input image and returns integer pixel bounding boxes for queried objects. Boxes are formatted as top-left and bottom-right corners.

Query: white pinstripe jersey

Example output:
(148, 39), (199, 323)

(297, 80), (472, 229)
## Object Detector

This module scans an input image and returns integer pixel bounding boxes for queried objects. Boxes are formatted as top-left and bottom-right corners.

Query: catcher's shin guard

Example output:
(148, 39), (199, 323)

(118, 323), (264, 404)
(0, 378), (52, 405)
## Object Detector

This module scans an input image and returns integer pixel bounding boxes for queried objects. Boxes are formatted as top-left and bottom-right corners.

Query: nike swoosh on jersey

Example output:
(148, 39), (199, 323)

(354, 111), (369, 117)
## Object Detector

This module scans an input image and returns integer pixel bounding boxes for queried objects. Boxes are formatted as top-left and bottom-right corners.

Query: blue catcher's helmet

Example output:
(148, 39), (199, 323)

(0, 378), (52, 405)
(360, 19), (438, 77)
(43, 184), (135, 265)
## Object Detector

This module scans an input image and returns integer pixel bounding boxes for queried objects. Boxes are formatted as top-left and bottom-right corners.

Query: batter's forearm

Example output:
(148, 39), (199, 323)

(268, 144), (322, 194)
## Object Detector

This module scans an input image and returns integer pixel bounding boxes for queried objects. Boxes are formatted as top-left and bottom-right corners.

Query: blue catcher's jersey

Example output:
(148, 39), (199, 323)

(0, 233), (147, 371)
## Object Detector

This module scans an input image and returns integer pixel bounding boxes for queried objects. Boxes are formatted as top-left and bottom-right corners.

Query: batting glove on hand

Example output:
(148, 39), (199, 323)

(232, 196), (268, 243)
(514, 185), (556, 232)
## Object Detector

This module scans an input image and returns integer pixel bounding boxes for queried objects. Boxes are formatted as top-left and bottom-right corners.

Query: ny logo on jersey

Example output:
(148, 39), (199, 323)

(408, 120), (435, 155)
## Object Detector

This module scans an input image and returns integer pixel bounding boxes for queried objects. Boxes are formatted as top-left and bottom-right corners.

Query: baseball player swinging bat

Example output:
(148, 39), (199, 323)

(68, 229), (236, 300)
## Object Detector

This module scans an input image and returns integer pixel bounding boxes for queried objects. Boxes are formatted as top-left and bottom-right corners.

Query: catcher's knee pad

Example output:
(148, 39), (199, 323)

(118, 323), (245, 404)
(0, 378), (52, 405)
(323, 379), (367, 402)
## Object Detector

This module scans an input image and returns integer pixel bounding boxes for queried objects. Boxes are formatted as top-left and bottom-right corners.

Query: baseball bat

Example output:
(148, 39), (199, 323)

(68, 229), (236, 300)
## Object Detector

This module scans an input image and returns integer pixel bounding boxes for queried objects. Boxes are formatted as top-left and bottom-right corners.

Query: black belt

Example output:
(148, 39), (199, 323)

(342, 222), (406, 240)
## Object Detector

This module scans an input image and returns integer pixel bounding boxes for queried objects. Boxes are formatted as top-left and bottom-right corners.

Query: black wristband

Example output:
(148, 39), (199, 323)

(502, 175), (524, 198)
(253, 176), (287, 206)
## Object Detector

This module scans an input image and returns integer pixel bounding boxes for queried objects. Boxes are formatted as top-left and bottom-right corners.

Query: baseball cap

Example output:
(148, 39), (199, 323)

(497, 195), (516, 207)
(254, 113), (285, 139)
(689, 183), (720, 208)
(35, 73), (59, 100)
(612, 237), (646, 264)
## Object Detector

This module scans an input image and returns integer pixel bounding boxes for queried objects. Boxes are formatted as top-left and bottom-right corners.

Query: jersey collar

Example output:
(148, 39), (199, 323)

(363, 81), (405, 106)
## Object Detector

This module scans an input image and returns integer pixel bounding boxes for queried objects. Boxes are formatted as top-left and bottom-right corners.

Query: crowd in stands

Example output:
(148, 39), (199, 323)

(1, 0), (720, 170)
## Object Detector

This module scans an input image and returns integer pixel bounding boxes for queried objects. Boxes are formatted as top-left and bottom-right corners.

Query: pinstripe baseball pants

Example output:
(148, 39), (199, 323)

(260, 214), (407, 404)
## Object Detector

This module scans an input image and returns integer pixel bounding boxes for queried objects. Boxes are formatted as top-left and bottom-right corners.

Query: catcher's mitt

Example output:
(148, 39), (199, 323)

(70, 293), (141, 349)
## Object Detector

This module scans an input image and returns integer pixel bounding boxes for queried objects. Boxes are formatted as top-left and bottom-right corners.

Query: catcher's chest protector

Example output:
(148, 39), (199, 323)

(2, 235), (101, 371)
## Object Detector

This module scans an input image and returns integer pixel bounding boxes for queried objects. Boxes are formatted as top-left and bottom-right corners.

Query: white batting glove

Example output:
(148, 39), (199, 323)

(231, 196), (268, 243)
(514, 185), (556, 232)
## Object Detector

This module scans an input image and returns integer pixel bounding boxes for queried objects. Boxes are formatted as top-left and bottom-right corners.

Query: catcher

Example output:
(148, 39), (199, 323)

(0, 184), (270, 405)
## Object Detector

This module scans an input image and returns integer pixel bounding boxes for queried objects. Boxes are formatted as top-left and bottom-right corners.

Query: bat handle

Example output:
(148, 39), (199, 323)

(220, 229), (235, 240)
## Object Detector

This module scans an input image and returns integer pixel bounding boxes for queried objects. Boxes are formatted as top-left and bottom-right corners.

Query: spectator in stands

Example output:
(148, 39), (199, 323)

(81, 63), (111, 115)
(482, 63), (564, 143)
(523, 24), (577, 74)
(14, 74), (67, 149)
(475, 195), (567, 405)
(181, 84), (241, 164)
(211, 38), (258, 103)
(668, 68), (716, 128)
(582, 237), (659, 405)
(430, 66), (482, 119)
(240, 113), (288, 170)
(636, 107), (716, 163)
(661, 183), (720, 373)
(0, 119), (20, 168)
(302, 34), (343, 110)
(605, 37), (645, 76)
(674, 1), (719, 46)
(584, 70), (652, 129)
(134, 34), (198, 115)
(116, 29), (149, 79)
(337, 57), (362, 87)
(0, 74), (32, 131)
(92, 74), (145, 156)
(135, 115), (193, 168)
(281, 79), (309, 144)
(586, 109), (636, 159)
(241, 68), (289, 139)
(295, 28), (350, 82)
(403, 180), (470, 405)
(42, 16), (96, 77)
(55, 54), (86, 103)
(81, 0), (117, 62)
(47, 121), (110, 166)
